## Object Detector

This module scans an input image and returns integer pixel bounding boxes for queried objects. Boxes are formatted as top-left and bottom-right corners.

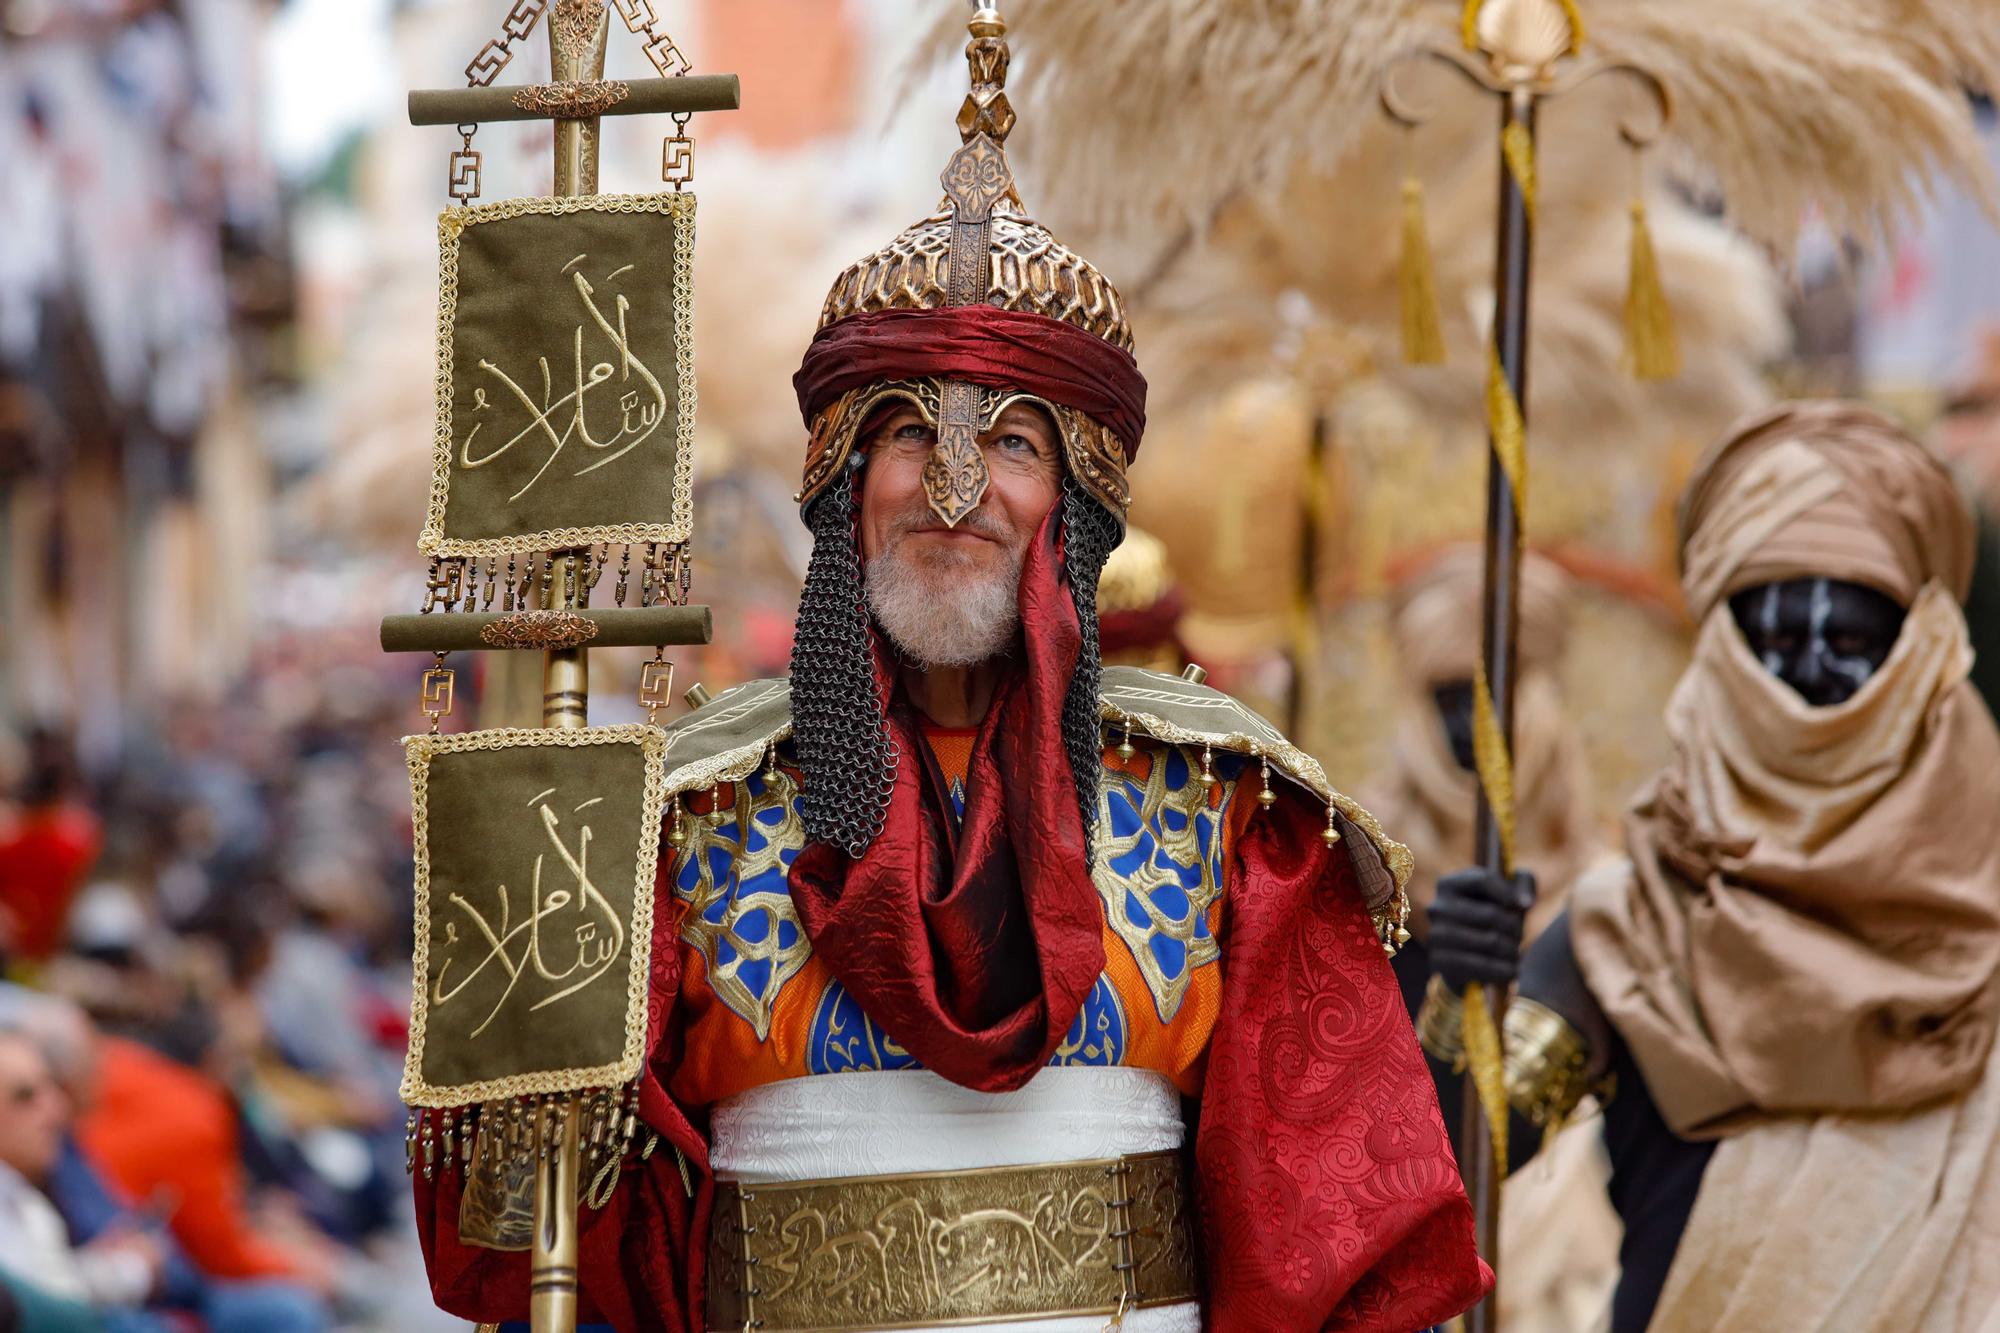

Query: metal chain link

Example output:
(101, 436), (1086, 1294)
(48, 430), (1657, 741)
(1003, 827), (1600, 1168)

(1061, 483), (1123, 840)
(790, 462), (898, 857)
(787, 469), (1122, 859)
(449, 0), (552, 203)
(611, 0), (696, 188)
(446, 0), (697, 199)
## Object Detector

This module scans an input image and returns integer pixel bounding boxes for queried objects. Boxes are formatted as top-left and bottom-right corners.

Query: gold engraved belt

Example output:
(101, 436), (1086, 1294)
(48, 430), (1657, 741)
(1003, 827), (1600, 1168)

(706, 1148), (1200, 1332)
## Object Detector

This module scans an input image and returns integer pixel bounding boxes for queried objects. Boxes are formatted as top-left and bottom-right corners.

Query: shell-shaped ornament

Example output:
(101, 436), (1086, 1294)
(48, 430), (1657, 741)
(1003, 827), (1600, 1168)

(1475, 0), (1575, 83)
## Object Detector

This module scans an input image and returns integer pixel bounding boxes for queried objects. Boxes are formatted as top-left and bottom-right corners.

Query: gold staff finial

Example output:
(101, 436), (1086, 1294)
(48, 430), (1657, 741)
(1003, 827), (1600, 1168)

(1463, 0), (1584, 85)
(958, 7), (1015, 147)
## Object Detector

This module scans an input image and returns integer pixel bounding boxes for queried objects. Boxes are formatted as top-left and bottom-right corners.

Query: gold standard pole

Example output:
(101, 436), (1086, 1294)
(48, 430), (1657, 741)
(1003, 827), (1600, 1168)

(1379, 11), (1670, 1325)
(529, 9), (608, 1331)
(1460, 84), (1535, 1333)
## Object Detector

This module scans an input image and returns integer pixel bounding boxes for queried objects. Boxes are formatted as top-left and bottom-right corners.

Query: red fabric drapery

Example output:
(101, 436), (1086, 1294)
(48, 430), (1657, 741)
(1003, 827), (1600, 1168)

(787, 505), (1105, 1091)
(1197, 792), (1491, 1329)
(793, 305), (1148, 458)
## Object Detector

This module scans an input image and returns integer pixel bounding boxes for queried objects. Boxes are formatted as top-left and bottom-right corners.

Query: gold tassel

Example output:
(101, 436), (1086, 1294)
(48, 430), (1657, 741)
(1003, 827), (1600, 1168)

(1626, 198), (1681, 380)
(1399, 177), (1447, 365)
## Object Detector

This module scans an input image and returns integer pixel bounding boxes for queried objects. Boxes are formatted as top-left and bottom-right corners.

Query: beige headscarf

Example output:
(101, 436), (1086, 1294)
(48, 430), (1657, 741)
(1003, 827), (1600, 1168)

(1369, 546), (1601, 942)
(1574, 401), (2000, 1133)
(1571, 401), (2000, 1328)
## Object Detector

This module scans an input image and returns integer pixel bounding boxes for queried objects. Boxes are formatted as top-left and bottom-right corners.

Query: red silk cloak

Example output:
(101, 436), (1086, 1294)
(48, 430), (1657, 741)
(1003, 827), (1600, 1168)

(1198, 791), (1492, 1329)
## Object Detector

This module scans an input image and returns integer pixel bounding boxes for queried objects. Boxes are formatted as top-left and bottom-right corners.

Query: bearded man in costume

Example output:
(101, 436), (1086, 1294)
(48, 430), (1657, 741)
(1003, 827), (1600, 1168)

(413, 9), (1488, 1332)
(1423, 402), (2000, 1332)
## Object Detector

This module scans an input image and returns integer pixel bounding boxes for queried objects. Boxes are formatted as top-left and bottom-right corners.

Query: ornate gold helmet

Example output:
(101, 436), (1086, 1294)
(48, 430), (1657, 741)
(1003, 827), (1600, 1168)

(791, 5), (1145, 525)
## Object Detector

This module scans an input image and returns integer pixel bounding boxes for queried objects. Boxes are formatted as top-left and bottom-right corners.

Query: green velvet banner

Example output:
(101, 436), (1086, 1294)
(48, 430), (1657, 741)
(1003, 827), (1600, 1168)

(420, 193), (696, 557)
(401, 725), (666, 1105)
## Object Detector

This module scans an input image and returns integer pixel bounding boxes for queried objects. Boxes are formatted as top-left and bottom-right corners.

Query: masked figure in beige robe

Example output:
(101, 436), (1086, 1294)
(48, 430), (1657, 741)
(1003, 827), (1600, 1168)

(1372, 544), (1602, 946)
(1422, 401), (2000, 1332)
(1372, 546), (1619, 1333)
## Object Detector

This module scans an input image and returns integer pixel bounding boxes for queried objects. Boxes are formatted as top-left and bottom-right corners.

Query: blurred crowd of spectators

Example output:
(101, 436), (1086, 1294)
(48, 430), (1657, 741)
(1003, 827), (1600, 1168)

(0, 640), (438, 1333)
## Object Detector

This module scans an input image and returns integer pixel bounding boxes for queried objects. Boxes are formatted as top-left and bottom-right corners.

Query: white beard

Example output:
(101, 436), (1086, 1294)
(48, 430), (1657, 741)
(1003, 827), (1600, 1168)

(864, 541), (1022, 669)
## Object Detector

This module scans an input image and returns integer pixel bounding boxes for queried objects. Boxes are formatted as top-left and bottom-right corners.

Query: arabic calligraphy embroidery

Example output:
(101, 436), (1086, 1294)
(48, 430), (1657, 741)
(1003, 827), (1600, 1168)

(431, 786), (629, 1039)
(458, 254), (669, 503)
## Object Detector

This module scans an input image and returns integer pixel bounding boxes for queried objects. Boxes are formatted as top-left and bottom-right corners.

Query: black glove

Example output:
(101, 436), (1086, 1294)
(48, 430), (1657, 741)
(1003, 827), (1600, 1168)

(1429, 866), (1535, 992)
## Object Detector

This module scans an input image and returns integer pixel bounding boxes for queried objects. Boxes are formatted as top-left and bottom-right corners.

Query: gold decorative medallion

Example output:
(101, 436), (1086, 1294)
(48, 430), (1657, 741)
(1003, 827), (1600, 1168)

(478, 608), (601, 650)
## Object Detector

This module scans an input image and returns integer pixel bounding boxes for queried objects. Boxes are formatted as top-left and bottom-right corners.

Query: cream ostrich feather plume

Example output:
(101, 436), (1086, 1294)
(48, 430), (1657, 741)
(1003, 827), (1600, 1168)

(935, 0), (1999, 252)
(1122, 175), (1785, 574)
(1087, 93), (1786, 636)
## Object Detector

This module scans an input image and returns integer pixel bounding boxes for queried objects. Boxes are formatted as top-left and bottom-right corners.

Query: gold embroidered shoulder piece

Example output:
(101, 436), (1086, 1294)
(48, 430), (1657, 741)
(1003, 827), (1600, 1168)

(658, 677), (794, 797)
(658, 671), (1407, 924)
(1098, 666), (1413, 920)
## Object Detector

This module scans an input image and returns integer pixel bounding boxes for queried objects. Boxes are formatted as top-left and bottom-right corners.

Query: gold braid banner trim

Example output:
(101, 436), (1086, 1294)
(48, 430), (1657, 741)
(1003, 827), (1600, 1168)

(1463, 981), (1510, 1173)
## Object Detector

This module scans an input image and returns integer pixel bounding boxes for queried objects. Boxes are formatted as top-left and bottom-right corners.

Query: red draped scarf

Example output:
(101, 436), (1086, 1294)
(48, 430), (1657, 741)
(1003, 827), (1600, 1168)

(786, 504), (1106, 1090)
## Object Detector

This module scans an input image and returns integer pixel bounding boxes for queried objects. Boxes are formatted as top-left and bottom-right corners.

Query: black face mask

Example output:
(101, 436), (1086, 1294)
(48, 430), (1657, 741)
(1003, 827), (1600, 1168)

(1727, 577), (1907, 708)
(1432, 679), (1477, 773)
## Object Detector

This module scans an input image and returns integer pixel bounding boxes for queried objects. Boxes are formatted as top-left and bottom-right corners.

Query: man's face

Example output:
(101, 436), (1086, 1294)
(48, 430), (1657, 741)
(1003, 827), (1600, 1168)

(857, 401), (1064, 668)
(0, 1034), (68, 1184)
(1728, 577), (1907, 708)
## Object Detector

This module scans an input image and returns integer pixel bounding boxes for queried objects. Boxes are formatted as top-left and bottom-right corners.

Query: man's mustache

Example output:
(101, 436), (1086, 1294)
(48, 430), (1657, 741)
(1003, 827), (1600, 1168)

(882, 502), (1011, 544)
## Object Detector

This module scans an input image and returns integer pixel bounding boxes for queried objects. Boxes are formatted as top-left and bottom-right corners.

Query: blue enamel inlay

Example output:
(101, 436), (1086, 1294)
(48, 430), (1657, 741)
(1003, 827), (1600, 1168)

(672, 763), (813, 1035)
(1094, 748), (1243, 1022)
(1050, 974), (1128, 1066)
(807, 981), (922, 1075)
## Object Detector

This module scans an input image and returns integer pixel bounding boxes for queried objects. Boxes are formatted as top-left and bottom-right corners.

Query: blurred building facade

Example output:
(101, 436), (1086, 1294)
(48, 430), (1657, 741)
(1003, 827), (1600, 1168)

(0, 0), (291, 756)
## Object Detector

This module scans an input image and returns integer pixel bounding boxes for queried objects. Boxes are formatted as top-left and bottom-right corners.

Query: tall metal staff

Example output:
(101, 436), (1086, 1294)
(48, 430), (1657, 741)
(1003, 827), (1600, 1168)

(1379, 2), (1667, 1326)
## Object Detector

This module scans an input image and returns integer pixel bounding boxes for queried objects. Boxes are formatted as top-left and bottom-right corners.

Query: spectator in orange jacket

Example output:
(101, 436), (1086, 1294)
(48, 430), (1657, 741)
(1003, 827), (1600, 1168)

(0, 729), (102, 965)
(75, 1036), (337, 1294)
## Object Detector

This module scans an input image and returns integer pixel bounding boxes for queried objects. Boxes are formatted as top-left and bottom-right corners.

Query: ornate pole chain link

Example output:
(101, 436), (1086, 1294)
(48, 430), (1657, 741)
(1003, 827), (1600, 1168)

(444, 0), (698, 199)
(450, 0), (553, 203)
(611, 0), (696, 188)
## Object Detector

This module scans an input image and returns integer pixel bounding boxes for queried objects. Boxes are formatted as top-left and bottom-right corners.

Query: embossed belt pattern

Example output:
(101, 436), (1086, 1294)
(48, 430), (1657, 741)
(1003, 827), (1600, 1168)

(706, 1149), (1199, 1332)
